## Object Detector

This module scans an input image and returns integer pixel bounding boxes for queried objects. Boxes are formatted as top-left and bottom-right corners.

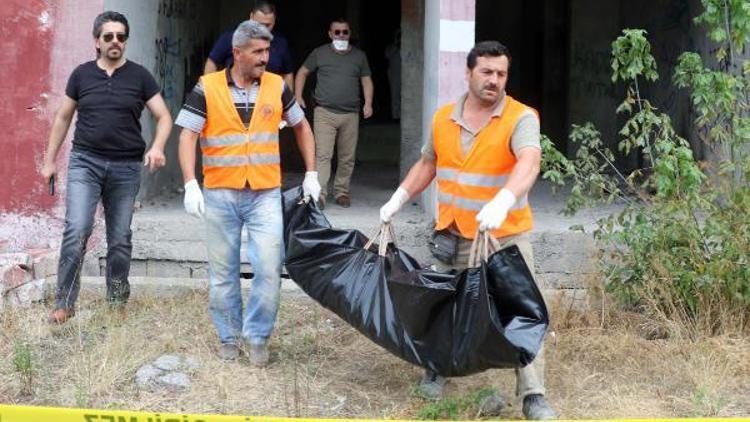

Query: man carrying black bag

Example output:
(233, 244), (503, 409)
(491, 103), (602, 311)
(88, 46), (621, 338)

(379, 41), (556, 420)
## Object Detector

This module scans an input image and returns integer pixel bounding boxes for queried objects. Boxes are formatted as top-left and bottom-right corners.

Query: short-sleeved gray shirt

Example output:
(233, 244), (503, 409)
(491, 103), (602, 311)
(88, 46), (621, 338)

(302, 44), (371, 114)
(422, 93), (540, 160)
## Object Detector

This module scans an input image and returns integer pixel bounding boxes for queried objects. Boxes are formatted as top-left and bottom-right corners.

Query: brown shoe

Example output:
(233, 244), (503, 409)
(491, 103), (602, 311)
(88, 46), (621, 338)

(335, 195), (351, 208)
(48, 308), (75, 325)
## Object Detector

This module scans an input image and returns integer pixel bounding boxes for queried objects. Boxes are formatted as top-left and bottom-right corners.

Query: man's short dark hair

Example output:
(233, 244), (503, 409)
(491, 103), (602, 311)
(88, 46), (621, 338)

(467, 41), (511, 70)
(252, 1), (276, 15)
(92, 11), (129, 39)
(330, 17), (349, 28)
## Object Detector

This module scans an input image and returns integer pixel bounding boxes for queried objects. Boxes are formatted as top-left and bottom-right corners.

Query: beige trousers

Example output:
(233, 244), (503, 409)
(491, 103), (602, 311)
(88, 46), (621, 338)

(313, 106), (359, 200)
(435, 232), (547, 398)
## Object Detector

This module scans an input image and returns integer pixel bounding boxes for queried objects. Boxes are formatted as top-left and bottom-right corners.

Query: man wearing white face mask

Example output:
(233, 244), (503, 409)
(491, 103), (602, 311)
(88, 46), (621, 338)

(295, 18), (374, 209)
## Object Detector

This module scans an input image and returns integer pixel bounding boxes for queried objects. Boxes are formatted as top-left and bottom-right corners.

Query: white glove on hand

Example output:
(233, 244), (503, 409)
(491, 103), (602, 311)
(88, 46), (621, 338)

(476, 188), (516, 231)
(184, 179), (205, 218)
(302, 171), (321, 202)
(379, 187), (410, 222)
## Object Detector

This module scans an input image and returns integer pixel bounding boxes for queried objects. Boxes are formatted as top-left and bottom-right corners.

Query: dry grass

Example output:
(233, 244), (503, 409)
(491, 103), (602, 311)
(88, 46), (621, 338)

(1, 287), (749, 420)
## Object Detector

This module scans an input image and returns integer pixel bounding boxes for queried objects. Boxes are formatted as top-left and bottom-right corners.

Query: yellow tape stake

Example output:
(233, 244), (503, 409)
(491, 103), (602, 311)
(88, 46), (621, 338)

(1, 405), (749, 422)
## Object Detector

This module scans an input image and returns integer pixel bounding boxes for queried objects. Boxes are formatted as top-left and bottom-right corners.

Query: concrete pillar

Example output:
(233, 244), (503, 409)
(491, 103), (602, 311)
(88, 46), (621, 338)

(399, 0), (425, 180)
(420, 0), (475, 217)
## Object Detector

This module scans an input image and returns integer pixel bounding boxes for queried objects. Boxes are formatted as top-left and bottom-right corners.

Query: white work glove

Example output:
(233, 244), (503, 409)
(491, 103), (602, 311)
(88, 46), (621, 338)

(380, 187), (410, 222)
(476, 188), (516, 231)
(183, 179), (205, 218)
(302, 171), (321, 202)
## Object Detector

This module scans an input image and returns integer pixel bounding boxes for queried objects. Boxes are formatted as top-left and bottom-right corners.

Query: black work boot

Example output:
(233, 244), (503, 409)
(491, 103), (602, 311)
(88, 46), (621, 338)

(417, 369), (447, 400)
(477, 390), (506, 416)
(522, 394), (557, 420)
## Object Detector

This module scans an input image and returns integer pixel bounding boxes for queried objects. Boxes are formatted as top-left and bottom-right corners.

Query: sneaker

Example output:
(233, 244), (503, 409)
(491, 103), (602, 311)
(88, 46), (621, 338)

(335, 195), (351, 208)
(218, 343), (240, 361)
(477, 391), (506, 417)
(416, 370), (447, 400)
(47, 308), (75, 325)
(248, 342), (270, 368)
(522, 394), (557, 420)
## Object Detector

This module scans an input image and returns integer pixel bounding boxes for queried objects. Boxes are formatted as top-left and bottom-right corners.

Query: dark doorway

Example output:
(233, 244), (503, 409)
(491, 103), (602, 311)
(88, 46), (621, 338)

(228, 0), (403, 170)
(475, 0), (570, 152)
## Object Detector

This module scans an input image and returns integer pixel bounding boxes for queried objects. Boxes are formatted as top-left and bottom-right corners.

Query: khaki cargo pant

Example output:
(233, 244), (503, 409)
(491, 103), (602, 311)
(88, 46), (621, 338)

(434, 232), (547, 398)
(313, 106), (359, 201)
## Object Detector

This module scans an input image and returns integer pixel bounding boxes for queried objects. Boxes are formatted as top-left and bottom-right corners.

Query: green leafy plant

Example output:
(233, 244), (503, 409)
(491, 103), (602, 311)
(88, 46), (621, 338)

(13, 342), (34, 396)
(414, 388), (495, 420)
(540, 2), (750, 335)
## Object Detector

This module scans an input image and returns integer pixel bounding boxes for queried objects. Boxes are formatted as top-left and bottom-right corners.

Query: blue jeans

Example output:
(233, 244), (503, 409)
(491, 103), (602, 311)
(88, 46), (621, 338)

(203, 187), (284, 346)
(55, 150), (141, 309)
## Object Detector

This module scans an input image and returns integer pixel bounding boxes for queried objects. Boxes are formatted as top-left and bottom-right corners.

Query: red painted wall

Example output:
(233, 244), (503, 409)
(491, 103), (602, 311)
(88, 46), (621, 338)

(0, 0), (55, 212)
(0, 0), (103, 214)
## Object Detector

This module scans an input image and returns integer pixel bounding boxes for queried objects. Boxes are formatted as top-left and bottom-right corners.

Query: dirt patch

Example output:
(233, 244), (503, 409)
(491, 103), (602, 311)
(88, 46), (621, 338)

(1, 289), (748, 419)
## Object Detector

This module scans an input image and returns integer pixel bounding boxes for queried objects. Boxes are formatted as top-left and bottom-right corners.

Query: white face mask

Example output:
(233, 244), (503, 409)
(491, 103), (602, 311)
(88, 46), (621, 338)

(332, 39), (349, 51)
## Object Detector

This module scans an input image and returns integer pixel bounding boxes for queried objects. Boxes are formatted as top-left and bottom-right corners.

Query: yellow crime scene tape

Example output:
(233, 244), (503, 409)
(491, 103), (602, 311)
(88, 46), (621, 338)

(1, 405), (749, 422)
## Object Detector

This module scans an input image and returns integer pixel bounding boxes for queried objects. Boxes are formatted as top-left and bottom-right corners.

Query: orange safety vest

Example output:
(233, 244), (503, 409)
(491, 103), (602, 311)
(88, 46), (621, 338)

(433, 95), (535, 239)
(200, 70), (283, 189)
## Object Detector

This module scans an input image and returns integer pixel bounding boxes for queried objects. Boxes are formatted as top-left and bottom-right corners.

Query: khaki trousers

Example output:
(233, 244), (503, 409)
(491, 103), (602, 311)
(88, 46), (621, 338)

(313, 106), (359, 200)
(435, 232), (547, 398)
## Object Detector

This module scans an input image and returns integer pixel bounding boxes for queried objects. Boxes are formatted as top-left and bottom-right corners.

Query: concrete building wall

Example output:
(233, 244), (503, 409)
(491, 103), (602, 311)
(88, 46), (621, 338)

(104, 0), (219, 198)
(567, 1), (623, 157)
(567, 0), (702, 166)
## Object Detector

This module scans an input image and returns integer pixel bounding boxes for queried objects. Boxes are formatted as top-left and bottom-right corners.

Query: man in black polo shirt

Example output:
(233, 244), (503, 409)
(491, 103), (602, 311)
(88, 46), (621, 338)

(40, 11), (172, 324)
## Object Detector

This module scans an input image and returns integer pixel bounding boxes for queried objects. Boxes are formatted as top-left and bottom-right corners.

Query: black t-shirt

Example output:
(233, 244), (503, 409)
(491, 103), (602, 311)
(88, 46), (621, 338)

(66, 60), (161, 160)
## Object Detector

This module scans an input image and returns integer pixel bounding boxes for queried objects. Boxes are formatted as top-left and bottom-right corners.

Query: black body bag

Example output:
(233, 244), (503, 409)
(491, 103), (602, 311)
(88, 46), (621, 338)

(282, 186), (549, 376)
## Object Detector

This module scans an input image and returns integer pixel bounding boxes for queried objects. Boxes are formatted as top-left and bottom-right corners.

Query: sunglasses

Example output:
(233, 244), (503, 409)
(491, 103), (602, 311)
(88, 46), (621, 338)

(101, 32), (128, 43)
(333, 29), (349, 36)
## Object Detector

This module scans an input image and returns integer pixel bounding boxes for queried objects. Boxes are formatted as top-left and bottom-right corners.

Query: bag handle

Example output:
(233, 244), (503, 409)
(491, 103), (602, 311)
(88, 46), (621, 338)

(364, 222), (397, 256)
(468, 230), (501, 267)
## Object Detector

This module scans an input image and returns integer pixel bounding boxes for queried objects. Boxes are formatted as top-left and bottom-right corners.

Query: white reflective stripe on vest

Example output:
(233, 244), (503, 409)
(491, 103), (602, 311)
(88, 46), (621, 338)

(438, 192), (529, 211)
(436, 168), (458, 181)
(201, 134), (247, 147)
(250, 132), (279, 142)
(200, 132), (279, 148)
(436, 167), (509, 188)
(203, 153), (280, 167)
(203, 155), (249, 167)
(249, 153), (280, 164)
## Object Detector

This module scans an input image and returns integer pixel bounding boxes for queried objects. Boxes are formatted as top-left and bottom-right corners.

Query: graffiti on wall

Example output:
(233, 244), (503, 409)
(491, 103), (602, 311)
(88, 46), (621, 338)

(157, 0), (196, 20)
(154, 32), (181, 101)
(153, 0), (209, 114)
(570, 42), (617, 100)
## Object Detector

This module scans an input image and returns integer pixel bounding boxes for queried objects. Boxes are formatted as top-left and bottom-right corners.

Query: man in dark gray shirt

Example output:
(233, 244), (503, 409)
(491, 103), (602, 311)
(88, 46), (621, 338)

(295, 18), (373, 209)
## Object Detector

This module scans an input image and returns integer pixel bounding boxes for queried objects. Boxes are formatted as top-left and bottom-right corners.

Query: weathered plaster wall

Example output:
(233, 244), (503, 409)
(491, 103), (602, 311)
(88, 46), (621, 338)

(0, 0), (103, 251)
(0, 0), (102, 214)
